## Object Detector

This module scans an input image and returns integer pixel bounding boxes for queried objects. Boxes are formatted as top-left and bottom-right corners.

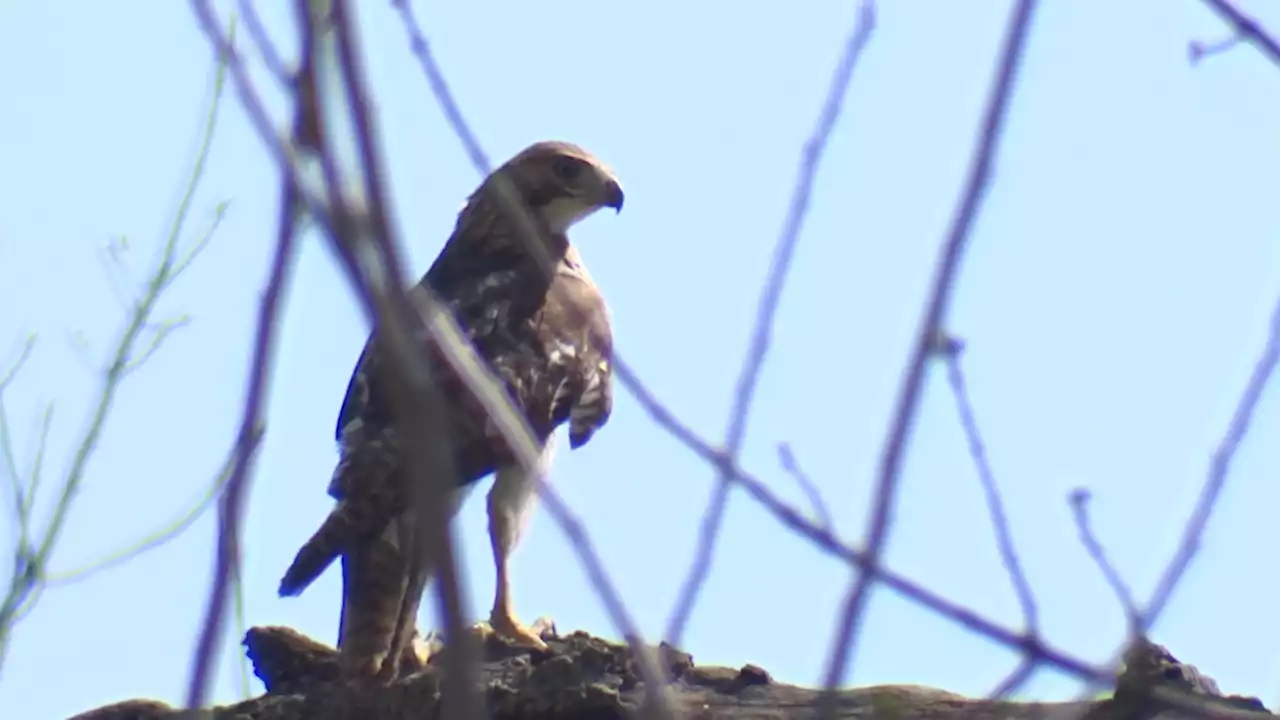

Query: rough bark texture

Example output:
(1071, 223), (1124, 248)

(67, 627), (1272, 720)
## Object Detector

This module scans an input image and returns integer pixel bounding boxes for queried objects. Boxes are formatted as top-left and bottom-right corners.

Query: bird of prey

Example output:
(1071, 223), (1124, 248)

(277, 140), (623, 683)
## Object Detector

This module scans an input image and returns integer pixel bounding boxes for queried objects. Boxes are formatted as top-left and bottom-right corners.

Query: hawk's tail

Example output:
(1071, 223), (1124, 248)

(335, 519), (406, 679)
(278, 440), (403, 597)
(277, 506), (354, 597)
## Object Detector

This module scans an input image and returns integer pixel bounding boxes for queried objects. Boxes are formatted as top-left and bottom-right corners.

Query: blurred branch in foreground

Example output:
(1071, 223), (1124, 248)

(184, 2), (485, 715)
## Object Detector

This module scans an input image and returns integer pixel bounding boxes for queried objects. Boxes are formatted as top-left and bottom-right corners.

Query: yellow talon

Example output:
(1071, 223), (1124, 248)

(487, 609), (550, 651)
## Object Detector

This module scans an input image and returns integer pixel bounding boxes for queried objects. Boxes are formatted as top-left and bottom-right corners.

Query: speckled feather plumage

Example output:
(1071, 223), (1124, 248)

(276, 141), (620, 683)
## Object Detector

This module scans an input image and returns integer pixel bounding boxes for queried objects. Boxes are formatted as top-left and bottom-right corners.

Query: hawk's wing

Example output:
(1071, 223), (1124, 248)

(552, 247), (614, 450)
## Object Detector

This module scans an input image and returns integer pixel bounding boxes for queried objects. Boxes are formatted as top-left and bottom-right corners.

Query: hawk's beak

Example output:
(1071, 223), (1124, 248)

(602, 179), (624, 214)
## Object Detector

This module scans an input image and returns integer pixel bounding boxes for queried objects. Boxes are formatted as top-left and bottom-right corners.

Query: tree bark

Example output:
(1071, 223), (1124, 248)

(66, 627), (1272, 720)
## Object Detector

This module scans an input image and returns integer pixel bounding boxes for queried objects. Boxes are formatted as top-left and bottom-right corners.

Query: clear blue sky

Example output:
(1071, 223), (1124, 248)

(2, 1), (1280, 718)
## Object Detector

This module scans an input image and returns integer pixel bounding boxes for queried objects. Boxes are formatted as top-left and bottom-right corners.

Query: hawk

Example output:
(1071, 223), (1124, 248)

(277, 140), (623, 683)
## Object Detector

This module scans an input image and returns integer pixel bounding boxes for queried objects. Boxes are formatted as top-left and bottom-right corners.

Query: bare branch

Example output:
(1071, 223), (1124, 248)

(1196, 0), (1280, 67)
(665, 0), (878, 651)
(819, 0), (1040, 707)
(941, 341), (1040, 633)
(1189, 35), (1245, 64)
(0, 336), (37, 529)
(122, 317), (193, 376)
(42, 427), (257, 589)
(167, 201), (233, 285)
(776, 442), (836, 535)
(389, 0), (493, 173)
(1140, 289), (1280, 626)
(0, 10), (233, 673)
(0, 336), (36, 391)
(235, 0), (291, 86)
(7, 404), (54, 627)
(615, 354), (1108, 685)
(1069, 488), (1141, 630)
(937, 334), (1051, 703)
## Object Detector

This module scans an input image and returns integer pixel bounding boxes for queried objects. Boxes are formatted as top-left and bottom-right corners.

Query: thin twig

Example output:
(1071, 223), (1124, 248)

(942, 339), (1043, 703)
(1189, 35), (1244, 64)
(988, 486), (1147, 700)
(1069, 488), (1141, 629)
(0, 19), (233, 675)
(1197, 0), (1280, 67)
(665, 0), (878, 650)
(818, 0), (1040, 708)
(0, 337), (37, 536)
(122, 317), (193, 376)
(776, 442), (835, 534)
(187, 3), (343, 244)
(614, 357), (1108, 684)
(389, 0), (492, 173)
(42, 429), (256, 588)
(0, 338), (36, 391)
(987, 661), (1038, 701)
(943, 346), (1039, 631)
(1061, 200), (1280, 716)
(1141, 289), (1280, 626)
(0, 338), (39, 629)
(235, 0), (291, 84)
(7, 405), (54, 626)
(230, 554), (252, 698)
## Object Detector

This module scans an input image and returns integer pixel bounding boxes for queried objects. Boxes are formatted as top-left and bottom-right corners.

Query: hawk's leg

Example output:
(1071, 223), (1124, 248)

(482, 435), (557, 651)
(377, 480), (479, 682)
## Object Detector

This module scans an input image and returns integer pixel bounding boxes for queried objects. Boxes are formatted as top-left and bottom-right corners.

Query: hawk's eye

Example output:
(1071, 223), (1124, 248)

(552, 157), (582, 182)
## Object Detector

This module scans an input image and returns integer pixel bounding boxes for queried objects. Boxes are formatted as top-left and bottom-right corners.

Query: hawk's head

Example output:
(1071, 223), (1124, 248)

(485, 140), (625, 234)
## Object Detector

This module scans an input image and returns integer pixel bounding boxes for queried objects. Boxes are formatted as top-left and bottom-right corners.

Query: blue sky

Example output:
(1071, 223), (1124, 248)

(3, 1), (1280, 718)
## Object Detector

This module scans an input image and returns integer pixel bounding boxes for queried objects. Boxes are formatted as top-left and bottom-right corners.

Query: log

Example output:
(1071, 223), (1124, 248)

(65, 627), (1272, 720)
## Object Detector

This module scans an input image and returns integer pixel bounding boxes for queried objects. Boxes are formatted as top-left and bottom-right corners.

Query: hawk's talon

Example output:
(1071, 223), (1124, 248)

(403, 630), (440, 672)
(487, 610), (551, 651)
